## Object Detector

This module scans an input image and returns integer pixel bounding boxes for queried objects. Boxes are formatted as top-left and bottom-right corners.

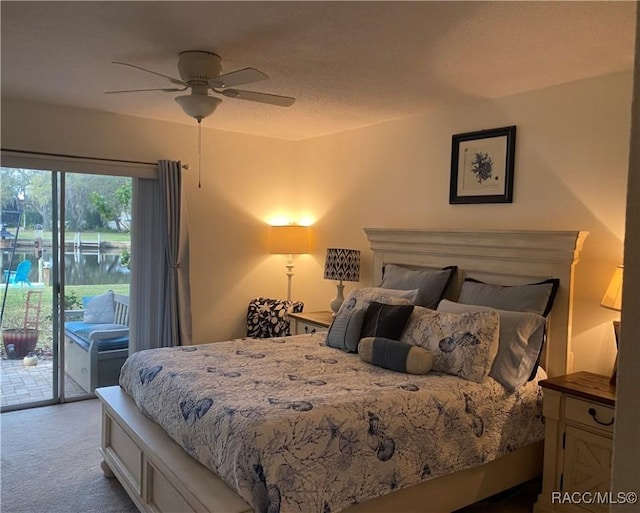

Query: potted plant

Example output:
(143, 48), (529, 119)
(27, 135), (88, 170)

(1, 311), (39, 359)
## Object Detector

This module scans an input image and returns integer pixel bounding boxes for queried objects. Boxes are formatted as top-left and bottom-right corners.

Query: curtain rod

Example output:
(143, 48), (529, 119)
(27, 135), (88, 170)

(1, 148), (190, 169)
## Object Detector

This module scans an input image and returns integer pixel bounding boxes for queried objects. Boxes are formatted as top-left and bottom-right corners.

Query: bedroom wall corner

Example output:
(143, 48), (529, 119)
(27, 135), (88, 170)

(293, 71), (632, 376)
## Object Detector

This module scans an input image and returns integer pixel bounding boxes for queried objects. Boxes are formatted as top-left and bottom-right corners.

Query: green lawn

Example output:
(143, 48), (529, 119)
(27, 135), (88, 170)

(1, 283), (130, 352)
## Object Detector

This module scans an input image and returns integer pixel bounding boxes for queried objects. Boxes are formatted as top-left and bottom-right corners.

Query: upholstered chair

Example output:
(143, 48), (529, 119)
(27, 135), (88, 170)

(246, 297), (304, 338)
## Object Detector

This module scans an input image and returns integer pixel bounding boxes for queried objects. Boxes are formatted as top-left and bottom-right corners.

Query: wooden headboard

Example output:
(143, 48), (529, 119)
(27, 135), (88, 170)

(364, 229), (588, 378)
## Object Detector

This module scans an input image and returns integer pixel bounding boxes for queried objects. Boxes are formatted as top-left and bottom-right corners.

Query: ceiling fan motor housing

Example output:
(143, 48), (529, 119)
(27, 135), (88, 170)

(178, 51), (222, 83)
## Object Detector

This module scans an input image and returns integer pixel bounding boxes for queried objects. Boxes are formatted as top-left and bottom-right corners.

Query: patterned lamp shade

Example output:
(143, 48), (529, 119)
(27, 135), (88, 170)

(324, 248), (361, 283)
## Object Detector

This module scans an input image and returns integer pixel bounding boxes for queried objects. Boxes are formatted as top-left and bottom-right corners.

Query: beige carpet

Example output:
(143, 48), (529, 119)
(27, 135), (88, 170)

(0, 398), (538, 513)
(1, 399), (137, 513)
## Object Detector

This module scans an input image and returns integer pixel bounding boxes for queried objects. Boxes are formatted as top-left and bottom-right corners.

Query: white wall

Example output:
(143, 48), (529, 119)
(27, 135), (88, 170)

(295, 71), (631, 375)
(1, 70), (632, 374)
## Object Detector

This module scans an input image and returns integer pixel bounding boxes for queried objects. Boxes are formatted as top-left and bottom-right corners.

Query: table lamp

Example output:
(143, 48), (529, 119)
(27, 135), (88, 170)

(324, 248), (361, 315)
(600, 265), (623, 385)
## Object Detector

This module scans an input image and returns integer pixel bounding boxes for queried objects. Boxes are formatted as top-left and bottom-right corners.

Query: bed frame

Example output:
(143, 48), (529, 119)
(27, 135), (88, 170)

(96, 229), (587, 513)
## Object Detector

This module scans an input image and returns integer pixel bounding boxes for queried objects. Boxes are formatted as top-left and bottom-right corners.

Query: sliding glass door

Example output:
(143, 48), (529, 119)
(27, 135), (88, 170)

(1, 166), (131, 411)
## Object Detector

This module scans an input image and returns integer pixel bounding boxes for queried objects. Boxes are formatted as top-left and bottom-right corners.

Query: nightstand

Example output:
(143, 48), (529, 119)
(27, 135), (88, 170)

(534, 372), (616, 513)
(289, 311), (333, 335)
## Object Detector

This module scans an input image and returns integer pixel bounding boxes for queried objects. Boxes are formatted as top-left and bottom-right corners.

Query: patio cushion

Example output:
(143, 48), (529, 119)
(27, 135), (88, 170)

(64, 321), (129, 351)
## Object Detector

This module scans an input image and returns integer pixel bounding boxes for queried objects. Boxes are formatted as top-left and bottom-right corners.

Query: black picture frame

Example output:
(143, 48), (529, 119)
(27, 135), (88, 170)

(449, 125), (516, 204)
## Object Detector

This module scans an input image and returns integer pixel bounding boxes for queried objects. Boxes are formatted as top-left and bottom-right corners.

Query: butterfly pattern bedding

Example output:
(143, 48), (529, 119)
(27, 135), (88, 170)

(119, 334), (545, 513)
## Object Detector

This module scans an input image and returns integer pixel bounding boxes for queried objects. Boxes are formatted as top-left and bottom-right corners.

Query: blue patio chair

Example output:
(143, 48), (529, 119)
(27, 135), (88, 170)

(3, 260), (32, 286)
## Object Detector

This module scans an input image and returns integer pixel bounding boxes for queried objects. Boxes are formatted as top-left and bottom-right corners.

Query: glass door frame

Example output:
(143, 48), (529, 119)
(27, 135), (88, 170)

(0, 169), (95, 412)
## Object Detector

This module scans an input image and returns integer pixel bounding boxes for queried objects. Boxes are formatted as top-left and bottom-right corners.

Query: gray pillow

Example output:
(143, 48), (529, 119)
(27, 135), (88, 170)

(83, 290), (115, 324)
(437, 300), (546, 390)
(359, 337), (433, 375)
(458, 278), (559, 316)
(325, 307), (367, 352)
(400, 306), (500, 383)
(380, 264), (456, 309)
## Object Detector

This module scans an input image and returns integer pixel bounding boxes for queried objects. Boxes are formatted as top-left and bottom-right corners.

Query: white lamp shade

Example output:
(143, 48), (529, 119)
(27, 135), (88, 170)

(270, 225), (311, 254)
(601, 265), (623, 311)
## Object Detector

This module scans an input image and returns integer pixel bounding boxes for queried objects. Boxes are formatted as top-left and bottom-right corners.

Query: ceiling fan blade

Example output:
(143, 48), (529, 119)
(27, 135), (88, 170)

(209, 67), (268, 89)
(105, 86), (188, 94)
(112, 61), (186, 86)
(221, 89), (295, 107)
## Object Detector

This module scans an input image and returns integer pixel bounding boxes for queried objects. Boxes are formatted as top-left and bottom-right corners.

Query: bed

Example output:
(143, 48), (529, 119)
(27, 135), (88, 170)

(96, 229), (587, 513)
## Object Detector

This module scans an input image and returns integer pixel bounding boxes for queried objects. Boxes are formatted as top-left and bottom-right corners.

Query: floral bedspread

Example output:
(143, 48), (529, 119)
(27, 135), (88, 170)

(119, 334), (544, 513)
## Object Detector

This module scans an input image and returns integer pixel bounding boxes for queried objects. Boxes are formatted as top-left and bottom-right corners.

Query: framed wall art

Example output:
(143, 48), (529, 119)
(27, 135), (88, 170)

(449, 125), (516, 204)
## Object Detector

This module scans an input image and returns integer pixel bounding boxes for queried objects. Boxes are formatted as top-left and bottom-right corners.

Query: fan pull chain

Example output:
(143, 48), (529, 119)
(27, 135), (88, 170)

(197, 119), (202, 188)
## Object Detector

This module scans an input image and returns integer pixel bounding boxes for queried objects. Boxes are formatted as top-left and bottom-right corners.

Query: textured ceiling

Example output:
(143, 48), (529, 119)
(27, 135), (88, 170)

(1, 1), (636, 140)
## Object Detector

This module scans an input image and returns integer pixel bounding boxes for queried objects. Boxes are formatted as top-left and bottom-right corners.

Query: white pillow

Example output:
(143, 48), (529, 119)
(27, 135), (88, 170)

(399, 306), (500, 383)
(437, 299), (546, 390)
(335, 287), (418, 318)
(83, 291), (115, 324)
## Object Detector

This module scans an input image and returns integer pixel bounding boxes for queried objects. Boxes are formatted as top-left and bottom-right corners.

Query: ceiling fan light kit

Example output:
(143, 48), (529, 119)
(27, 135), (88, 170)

(175, 93), (222, 121)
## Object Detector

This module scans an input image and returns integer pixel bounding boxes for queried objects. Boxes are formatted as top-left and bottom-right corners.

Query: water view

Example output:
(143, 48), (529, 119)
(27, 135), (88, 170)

(2, 251), (130, 286)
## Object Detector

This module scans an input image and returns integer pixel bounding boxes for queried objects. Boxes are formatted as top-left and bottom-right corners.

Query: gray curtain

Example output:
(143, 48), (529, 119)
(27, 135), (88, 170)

(129, 161), (191, 352)
(158, 160), (192, 346)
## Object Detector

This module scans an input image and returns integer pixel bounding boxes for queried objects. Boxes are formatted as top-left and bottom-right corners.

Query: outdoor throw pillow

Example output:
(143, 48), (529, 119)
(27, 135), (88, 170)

(83, 290), (115, 324)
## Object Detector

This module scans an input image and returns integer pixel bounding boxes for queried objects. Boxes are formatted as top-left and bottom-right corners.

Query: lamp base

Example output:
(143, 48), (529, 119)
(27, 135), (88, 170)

(330, 282), (345, 316)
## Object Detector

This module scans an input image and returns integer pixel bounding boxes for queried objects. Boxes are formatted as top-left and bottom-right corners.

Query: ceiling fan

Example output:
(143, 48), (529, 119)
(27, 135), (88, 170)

(106, 50), (295, 121)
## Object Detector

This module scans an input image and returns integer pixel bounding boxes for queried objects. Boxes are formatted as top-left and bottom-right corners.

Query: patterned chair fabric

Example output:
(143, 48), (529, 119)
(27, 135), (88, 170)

(246, 297), (304, 338)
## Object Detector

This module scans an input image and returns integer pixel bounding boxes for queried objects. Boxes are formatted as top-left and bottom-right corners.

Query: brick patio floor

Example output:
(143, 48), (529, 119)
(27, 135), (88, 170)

(1, 357), (87, 408)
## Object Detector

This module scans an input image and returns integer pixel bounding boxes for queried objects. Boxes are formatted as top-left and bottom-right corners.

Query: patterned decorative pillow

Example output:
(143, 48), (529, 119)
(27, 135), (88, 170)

(399, 306), (500, 383)
(380, 264), (457, 309)
(326, 307), (367, 352)
(359, 337), (433, 375)
(458, 278), (559, 316)
(246, 297), (304, 338)
(336, 287), (414, 319)
(83, 290), (115, 324)
(360, 302), (414, 340)
(438, 300), (546, 390)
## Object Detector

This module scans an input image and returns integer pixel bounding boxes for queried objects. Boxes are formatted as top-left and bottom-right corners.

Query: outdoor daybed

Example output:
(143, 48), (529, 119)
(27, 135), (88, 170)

(64, 292), (129, 393)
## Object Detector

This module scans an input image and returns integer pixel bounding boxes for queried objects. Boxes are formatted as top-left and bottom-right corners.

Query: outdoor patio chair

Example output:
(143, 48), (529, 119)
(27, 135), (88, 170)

(3, 260), (32, 286)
